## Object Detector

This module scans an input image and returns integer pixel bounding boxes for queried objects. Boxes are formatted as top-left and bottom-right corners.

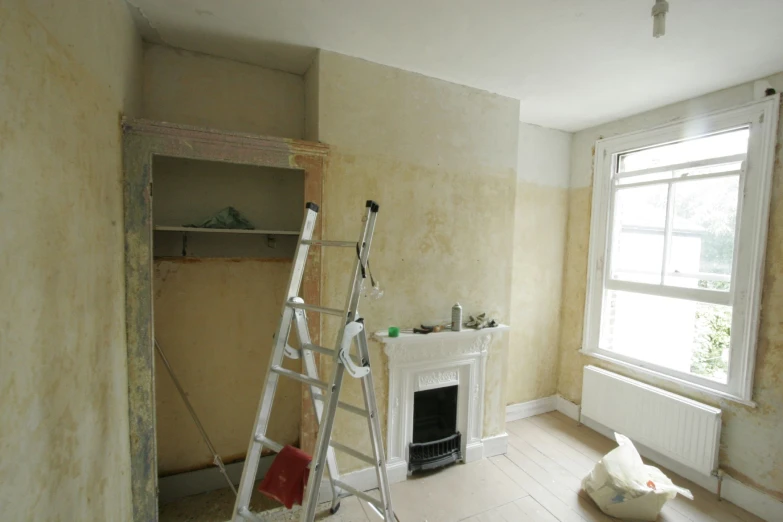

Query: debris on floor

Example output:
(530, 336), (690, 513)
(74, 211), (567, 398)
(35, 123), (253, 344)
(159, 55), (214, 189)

(582, 433), (693, 521)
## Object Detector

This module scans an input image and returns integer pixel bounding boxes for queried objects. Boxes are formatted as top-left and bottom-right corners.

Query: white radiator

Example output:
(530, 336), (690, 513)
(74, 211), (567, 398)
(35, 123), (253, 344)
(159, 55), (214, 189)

(581, 366), (721, 476)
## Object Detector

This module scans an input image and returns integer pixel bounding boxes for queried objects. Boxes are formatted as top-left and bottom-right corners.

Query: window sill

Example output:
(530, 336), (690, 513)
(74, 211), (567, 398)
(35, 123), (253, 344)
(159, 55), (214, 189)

(578, 349), (756, 408)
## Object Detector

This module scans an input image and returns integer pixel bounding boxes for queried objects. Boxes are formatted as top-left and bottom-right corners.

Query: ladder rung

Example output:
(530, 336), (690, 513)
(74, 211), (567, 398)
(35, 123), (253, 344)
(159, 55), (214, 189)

(330, 441), (376, 465)
(253, 434), (284, 453)
(301, 239), (357, 247)
(333, 480), (384, 511)
(288, 301), (344, 316)
(311, 393), (370, 418)
(252, 435), (315, 470)
(303, 343), (336, 357)
(270, 365), (328, 389)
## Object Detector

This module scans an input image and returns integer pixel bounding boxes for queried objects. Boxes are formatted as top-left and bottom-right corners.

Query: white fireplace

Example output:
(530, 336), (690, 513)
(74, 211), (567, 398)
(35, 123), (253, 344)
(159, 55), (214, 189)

(374, 326), (510, 483)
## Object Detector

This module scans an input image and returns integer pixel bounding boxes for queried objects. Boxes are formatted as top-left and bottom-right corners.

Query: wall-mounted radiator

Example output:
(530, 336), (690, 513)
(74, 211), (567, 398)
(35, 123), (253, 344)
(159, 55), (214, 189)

(581, 366), (721, 477)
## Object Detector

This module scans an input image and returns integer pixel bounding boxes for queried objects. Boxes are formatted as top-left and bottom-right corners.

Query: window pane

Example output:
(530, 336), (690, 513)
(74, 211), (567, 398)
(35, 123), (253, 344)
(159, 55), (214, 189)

(618, 128), (749, 174)
(600, 290), (730, 383)
(665, 176), (739, 290)
(611, 184), (668, 283)
(674, 161), (743, 178)
(616, 160), (743, 186)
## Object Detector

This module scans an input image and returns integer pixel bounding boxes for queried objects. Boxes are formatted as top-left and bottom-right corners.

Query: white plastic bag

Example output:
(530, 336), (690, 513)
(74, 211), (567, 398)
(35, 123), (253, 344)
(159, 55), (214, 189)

(582, 433), (693, 521)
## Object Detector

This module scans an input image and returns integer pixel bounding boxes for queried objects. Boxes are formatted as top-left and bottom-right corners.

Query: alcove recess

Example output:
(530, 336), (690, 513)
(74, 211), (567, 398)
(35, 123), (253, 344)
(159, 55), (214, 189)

(152, 156), (304, 259)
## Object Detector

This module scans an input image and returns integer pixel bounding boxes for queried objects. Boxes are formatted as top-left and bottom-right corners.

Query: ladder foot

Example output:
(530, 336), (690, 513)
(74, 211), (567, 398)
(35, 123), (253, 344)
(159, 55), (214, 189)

(330, 502), (341, 515)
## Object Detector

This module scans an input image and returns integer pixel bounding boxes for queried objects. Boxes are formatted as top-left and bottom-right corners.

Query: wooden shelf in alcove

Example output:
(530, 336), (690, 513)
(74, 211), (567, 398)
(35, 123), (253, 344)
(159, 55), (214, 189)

(153, 226), (299, 236)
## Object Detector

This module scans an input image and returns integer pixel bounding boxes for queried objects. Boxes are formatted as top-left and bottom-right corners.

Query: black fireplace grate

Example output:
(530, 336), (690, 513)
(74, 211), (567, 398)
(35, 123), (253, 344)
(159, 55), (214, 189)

(408, 432), (462, 473)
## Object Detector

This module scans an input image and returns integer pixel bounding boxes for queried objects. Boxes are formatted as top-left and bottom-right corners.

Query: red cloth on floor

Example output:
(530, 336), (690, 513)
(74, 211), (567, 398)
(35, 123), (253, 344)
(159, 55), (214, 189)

(258, 445), (312, 509)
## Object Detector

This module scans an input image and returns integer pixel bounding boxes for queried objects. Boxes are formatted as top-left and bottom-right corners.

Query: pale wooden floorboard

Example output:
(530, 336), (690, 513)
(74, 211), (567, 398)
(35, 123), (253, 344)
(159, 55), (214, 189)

(505, 443), (614, 522)
(508, 420), (689, 522)
(459, 490), (567, 522)
(546, 412), (765, 522)
(160, 410), (766, 522)
(528, 413), (734, 522)
(519, 412), (765, 522)
(490, 454), (590, 522)
(508, 419), (597, 477)
(515, 495), (564, 521)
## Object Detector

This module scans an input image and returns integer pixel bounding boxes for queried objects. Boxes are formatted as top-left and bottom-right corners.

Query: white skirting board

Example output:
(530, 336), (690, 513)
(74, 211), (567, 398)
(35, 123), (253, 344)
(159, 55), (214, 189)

(482, 433), (509, 459)
(386, 459), (409, 485)
(159, 455), (275, 504)
(505, 396), (557, 422)
(556, 396), (783, 522)
(720, 475), (783, 522)
(505, 394), (579, 423)
(317, 464), (387, 501)
(555, 395), (580, 421)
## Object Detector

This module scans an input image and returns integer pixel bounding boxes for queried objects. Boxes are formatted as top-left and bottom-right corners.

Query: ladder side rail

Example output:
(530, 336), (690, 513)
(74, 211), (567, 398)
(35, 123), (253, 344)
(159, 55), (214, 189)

(356, 329), (395, 520)
(232, 205), (318, 521)
(292, 305), (342, 510)
(283, 205), (318, 301)
(338, 205), (379, 376)
(300, 363), (346, 521)
(346, 203), (379, 323)
(346, 204), (393, 519)
(232, 308), (294, 520)
(300, 204), (375, 521)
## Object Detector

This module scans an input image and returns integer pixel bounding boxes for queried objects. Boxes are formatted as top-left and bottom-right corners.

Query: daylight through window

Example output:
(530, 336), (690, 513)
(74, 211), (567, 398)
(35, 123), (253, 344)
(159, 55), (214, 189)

(583, 98), (779, 401)
(603, 128), (747, 383)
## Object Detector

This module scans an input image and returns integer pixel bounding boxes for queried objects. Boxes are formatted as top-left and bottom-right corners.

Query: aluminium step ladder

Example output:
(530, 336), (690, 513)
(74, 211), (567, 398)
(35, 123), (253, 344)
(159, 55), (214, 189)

(232, 200), (395, 522)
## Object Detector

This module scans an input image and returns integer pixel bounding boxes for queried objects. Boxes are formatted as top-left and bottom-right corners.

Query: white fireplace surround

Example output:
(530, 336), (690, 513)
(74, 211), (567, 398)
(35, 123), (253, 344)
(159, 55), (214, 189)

(374, 326), (510, 483)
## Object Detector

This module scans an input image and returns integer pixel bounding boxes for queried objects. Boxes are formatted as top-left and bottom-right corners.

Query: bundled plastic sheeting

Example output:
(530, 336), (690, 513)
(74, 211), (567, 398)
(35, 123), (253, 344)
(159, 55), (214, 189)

(582, 433), (693, 521)
(185, 206), (255, 230)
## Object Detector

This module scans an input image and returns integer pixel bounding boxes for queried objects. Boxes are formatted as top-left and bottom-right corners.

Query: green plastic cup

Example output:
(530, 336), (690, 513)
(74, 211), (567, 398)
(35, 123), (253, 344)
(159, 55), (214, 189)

(388, 326), (400, 338)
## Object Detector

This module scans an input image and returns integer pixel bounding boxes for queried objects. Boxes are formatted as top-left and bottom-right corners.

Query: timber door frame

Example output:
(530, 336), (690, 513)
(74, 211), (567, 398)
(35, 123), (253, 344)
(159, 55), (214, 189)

(122, 119), (326, 521)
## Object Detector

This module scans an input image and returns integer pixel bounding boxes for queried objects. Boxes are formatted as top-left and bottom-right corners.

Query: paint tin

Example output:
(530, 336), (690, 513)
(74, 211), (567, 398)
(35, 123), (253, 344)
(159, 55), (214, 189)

(452, 303), (462, 332)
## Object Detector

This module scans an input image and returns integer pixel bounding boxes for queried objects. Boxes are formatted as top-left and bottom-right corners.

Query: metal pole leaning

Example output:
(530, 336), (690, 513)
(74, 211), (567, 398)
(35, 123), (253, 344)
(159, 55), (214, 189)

(155, 339), (237, 495)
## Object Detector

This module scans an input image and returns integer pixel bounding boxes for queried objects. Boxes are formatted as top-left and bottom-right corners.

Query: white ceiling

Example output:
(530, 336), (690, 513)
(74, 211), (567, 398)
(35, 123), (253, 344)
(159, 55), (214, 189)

(127, 0), (783, 131)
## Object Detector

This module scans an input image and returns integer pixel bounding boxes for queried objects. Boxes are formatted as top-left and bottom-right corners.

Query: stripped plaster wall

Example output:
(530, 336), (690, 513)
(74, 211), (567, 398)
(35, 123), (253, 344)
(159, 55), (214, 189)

(0, 0), (142, 519)
(142, 43), (304, 137)
(153, 260), (299, 474)
(557, 72), (783, 500)
(141, 44), (307, 472)
(304, 52), (319, 142)
(507, 123), (571, 405)
(308, 51), (519, 472)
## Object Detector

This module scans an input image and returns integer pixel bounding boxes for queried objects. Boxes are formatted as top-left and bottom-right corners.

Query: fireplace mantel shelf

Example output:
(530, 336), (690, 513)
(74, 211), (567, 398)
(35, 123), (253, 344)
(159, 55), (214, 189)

(373, 324), (509, 346)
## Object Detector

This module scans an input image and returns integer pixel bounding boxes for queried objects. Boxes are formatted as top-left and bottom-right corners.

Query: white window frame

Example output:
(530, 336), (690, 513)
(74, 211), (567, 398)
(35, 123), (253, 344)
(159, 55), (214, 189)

(582, 95), (780, 404)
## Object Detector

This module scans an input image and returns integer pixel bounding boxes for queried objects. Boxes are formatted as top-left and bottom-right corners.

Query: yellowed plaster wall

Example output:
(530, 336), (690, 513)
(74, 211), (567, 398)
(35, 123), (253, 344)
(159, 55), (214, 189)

(304, 53), (319, 142)
(557, 72), (783, 500)
(153, 260), (301, 474)
(310, 51), (519, 471)
(142, 43), (304, 138)
(141, 46), (307, 472)
(0, 0), (142, 519)
(507, 123), (571, 405)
